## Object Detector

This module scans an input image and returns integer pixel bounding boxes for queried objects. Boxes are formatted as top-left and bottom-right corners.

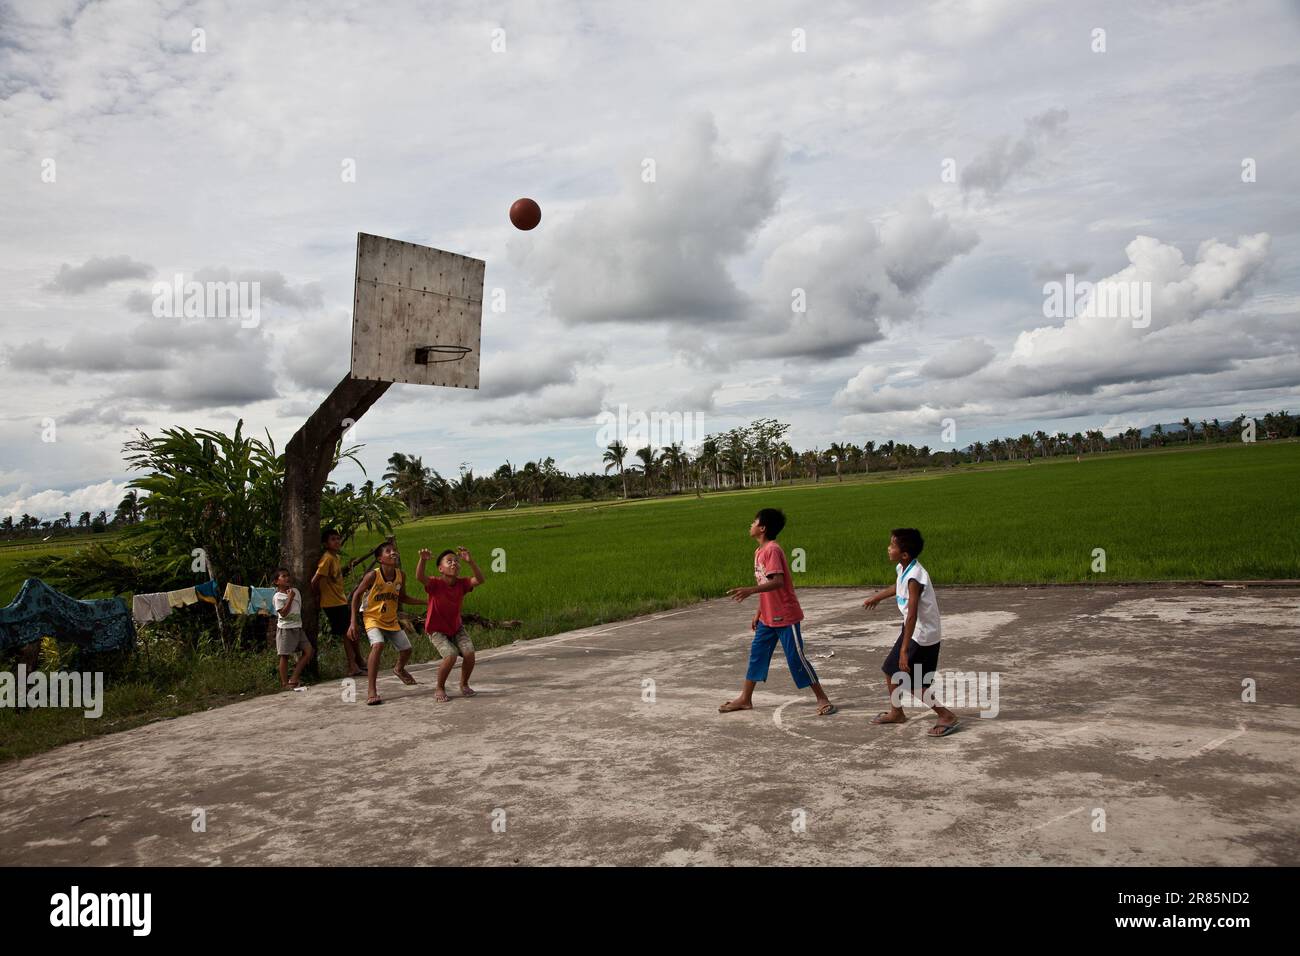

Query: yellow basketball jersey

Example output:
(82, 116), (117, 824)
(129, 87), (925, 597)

(362, 568), (403, 631)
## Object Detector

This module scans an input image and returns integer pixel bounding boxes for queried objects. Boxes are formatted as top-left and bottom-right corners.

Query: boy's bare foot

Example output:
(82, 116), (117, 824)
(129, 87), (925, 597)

(434, 688), (450, 702)
(718, 699), (752, 713)
(393, 667), (417, 686)
(346, 666), (366, 677)
(871, 711), (907, 724)
(287, 678), (300, 689)
(366, 695), (383, 705)
(816, 701), (837, 716)
(460, 684), (477, 697)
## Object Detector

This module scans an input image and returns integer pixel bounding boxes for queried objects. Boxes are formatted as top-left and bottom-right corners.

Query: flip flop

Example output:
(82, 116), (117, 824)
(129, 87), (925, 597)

(871, 712), (906, 725)
(718, 701), (752, 713)
(928, 721), (960, 737)
(817, 702), (837, 716)
(460, 686), (477, 697)
(366, 696), (383, 706)
(393, 668), (417, 686)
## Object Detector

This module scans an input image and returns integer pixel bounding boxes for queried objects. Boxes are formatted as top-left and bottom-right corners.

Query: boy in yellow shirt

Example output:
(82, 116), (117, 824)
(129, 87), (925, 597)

(312, 528), (366, 676)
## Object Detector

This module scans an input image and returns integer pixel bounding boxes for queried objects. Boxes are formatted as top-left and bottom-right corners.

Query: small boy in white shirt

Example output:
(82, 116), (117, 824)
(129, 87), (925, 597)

(272, 568), (314, 689)
(861, 528), (958, 736)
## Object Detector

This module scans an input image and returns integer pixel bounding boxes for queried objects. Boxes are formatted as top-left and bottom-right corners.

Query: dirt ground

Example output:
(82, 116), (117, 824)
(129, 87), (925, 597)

(1, 585), (1297, 866)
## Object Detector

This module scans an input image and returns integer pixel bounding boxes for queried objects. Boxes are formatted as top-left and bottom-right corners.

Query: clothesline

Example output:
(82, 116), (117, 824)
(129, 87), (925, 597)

(130, 581), (279, 625)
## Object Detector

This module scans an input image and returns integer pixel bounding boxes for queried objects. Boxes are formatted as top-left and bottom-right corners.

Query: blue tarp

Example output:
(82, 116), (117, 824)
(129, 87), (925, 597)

(0, 578), (136, 654)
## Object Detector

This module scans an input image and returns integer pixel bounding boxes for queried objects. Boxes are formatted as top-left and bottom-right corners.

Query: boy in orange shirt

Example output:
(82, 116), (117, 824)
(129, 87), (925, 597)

(720, 508), (835, 716)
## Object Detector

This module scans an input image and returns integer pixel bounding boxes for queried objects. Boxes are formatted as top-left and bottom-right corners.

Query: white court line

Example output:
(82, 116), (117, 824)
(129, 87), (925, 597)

(1181, 721), (1248, 761)
(1013, 805), (1088, 837)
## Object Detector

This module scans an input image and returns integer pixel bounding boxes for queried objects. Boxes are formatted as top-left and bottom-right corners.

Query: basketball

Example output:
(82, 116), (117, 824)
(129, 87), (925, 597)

(509, 197), (541, 231)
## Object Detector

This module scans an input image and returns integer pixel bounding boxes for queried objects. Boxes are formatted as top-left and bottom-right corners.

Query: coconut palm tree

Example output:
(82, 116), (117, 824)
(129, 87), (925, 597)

(634, 445), (657, 495)
(827, 442), (847, 481)
(660, 442), (688, 493)
(603, 440), (629, 499)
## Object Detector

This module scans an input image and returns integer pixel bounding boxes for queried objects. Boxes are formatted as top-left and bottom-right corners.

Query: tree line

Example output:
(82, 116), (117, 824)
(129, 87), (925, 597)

(3, 409), (1296, 539)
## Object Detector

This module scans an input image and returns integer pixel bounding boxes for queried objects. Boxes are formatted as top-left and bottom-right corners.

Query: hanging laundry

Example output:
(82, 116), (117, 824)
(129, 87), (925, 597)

(0, 578), (135, 654)
(223, 582), (250, 615)
(195, 580), (220, 605)
(132, 592), (172, 624)
(248, 587), (277, 616)
(167, 587), (199, 608)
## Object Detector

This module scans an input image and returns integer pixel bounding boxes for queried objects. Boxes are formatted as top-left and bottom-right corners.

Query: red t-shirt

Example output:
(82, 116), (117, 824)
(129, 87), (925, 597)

(754, 540), (803, 627)
(424, 576), (476, 635)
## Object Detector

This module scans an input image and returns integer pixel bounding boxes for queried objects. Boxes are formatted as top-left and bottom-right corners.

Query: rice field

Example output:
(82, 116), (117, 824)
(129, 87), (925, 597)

(346, 440), (1300, 639)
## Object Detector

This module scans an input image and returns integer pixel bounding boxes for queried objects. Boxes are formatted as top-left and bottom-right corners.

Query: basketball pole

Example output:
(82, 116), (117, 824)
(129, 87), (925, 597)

(280, 373), (390, 660)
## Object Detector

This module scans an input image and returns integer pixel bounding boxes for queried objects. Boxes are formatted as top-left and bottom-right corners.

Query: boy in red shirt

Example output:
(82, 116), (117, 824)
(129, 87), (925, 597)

(415, 546), (485, 702)
(720, 508), (835, 716)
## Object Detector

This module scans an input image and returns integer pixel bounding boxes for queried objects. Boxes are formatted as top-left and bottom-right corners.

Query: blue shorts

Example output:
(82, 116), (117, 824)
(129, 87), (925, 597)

(746, 622), (819, 689)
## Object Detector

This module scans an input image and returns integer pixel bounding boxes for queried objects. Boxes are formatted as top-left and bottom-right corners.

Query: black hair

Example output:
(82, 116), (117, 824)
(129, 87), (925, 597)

(891, 527), (924, 559)
(755, 508), (787, 540)
(273, 567), (291, 581)
(321, 527), (341, 543)
(436, 549), (457, 566)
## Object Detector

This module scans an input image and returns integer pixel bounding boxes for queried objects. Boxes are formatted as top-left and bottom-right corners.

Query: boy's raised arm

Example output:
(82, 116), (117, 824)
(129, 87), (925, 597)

(415, 548), (431, 587)
(459, 546), (484, 587)
(399, 568), (424, 606)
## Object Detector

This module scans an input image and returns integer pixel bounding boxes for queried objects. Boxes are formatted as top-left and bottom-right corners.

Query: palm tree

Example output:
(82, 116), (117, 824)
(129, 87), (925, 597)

(660, 442), (688, 493)
(827, 442), (847, 481)
(697, 437), (720, 490)
(1181, 417), (1195, 443)
(635, 445), (657, 495)
(383, 453), (430, 517)
(603, 440), (629, 499)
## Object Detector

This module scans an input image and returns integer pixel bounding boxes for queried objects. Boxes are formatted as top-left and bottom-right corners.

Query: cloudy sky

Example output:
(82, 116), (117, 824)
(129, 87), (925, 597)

(2, 0), (1298, 520)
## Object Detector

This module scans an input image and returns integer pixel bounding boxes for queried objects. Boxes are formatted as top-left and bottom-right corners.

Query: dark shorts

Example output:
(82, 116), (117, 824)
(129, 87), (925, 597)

(882, 627), (941, 685)
(322, 604), (351, 637)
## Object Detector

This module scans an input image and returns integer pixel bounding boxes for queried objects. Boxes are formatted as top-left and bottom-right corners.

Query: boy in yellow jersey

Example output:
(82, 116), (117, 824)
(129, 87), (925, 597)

(313, 528), (366, 677)
(347, 542), (425, 705)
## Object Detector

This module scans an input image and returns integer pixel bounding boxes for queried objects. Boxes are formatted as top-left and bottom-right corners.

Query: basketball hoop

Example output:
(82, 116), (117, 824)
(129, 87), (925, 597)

(413, 345), (472, 365)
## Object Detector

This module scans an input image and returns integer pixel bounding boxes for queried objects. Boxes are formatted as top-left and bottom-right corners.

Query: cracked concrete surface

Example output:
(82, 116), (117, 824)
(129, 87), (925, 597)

(1, 586), (1296, 866)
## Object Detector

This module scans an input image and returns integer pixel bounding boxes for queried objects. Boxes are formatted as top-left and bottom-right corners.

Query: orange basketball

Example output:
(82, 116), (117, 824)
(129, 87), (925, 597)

(510, 197), (541, 231)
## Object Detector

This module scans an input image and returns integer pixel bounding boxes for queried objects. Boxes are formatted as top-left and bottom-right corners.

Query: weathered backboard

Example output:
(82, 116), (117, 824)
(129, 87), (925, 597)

(350, 233), (484, 388)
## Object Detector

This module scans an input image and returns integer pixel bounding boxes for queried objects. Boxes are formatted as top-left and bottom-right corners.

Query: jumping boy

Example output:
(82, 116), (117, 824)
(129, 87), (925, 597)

(347, 542), (424, 705)
(272, 568), (313, 689)
(415, 546), (485, 702)
(313, 527), (366, 676)
(862, 527), (959, 737)
(720, 508), (835, 716)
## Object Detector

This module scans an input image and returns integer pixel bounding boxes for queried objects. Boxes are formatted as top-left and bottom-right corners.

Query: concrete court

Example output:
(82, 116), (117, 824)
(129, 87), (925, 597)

(1, 585), (1297, 866)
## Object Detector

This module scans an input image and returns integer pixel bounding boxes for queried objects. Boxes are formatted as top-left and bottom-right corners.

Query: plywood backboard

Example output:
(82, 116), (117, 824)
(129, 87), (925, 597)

(349, 233), (484, 388)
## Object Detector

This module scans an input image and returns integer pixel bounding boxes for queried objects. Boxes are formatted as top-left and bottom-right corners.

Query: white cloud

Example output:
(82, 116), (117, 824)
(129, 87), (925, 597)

(43, 255), (154, 294)
(921, 338), (996, 379)
(1, 479), (131, 522)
